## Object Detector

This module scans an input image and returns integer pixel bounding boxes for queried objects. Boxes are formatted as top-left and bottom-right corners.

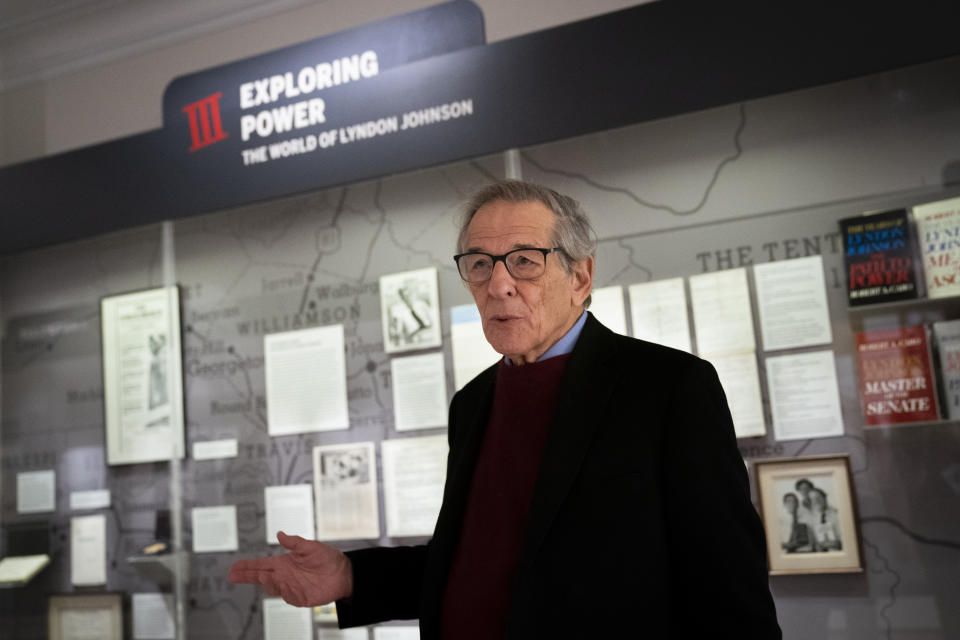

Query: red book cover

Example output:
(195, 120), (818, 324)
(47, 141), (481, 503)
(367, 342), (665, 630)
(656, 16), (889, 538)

(856, 326), (939, 426)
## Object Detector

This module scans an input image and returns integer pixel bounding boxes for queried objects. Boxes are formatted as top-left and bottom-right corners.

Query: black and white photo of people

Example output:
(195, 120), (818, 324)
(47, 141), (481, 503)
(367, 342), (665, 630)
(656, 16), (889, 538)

(779, 477), (842, 553)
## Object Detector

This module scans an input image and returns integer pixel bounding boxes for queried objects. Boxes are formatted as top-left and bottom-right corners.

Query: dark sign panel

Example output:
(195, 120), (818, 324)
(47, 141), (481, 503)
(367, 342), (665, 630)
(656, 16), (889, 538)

(163, 0), (484, 154)
(4, 1), (960, 254)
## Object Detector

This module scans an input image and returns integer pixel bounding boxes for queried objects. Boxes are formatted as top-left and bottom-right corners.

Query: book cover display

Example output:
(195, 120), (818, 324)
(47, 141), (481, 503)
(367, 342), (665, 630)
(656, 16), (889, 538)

(855, 326), (939, 426)
(932, 319), (960, 420)
(840, 209), (919, 305)
(914, 196), (960, 299)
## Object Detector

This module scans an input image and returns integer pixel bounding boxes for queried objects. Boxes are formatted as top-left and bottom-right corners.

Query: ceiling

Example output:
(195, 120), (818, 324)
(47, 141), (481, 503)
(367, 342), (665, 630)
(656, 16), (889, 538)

(0, 0), (319, 90)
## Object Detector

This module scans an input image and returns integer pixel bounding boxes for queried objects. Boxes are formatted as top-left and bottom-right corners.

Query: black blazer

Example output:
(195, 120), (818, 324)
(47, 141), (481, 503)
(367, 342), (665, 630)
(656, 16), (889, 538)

(339, 313), (781, 638)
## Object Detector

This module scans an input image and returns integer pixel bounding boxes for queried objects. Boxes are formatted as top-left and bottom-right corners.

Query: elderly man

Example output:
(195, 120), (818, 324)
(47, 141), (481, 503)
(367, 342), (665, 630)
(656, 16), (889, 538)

(229, 180), (781, 638)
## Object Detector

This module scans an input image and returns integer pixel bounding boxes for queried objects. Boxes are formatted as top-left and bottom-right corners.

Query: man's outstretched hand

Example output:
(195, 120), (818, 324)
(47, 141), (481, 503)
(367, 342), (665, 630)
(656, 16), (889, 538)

(227, 532), (353, 607)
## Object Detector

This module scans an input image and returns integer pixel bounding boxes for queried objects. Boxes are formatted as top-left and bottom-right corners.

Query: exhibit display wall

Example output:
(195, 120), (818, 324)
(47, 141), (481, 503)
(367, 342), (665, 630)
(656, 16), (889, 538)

(3, 8), (960, 640)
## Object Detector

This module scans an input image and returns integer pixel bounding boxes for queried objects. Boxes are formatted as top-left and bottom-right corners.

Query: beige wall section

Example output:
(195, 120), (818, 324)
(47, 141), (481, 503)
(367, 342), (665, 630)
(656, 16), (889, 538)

(0, 0), (645, 168)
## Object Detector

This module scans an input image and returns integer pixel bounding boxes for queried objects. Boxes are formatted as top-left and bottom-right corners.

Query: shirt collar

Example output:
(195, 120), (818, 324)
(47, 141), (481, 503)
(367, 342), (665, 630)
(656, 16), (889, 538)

(504, 310), (587, 365)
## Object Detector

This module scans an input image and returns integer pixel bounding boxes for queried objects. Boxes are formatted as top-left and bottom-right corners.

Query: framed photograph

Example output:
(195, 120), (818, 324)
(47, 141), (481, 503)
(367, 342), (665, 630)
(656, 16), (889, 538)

(101, 286), (185, 465)
(379, 267), (442, 354)
(754, 455), (863, 575)
(48, 593), (123, 640)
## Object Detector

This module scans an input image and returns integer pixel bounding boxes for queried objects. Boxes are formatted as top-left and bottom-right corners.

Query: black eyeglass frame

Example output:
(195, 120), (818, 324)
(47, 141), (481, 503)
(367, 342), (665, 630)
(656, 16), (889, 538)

(452, 247), (563, 283)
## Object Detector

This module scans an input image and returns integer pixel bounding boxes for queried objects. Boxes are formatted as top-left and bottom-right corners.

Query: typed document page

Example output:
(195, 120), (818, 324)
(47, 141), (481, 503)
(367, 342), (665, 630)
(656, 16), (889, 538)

(381, 435), (448, 537)
(706, 352), (767, 438)
(629, 277), (692, 352)
(313, 441), (381, 540)
(264, 484), (316, 545)
(690, 268), (756, 356)
(70, 514), (107, 586)
(263, 598), (312, 640)
(132, 593), (175, 640)
(767, 350), (844, 441)
(191, 505), (239, 553)
(265, 324), (349, 435)
(391, 352), (448, 431)
(754, 255), (833, 351)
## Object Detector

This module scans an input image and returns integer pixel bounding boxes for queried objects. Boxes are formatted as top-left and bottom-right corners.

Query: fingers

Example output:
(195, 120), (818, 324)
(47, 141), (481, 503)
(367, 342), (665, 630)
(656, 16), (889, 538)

(227, 556), (279, 584)
(228, 568), (269, 584)
(259, 574), (307, 606)
(228, 558), (272, 579)
(258, 574), (283, 598)
(230, 557), (275, 571)
(276, 531), (308, 553)
(228, 561), (285, 599)
(230, 558), (311, 607)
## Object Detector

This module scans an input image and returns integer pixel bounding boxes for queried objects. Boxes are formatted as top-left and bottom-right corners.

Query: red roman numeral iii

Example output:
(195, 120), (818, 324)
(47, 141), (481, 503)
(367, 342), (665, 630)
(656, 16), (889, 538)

(182, 92), (228, 152)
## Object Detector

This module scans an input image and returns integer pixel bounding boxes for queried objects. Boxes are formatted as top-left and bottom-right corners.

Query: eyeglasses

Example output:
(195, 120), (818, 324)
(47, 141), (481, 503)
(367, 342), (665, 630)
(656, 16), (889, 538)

(453, 247), (562, 283)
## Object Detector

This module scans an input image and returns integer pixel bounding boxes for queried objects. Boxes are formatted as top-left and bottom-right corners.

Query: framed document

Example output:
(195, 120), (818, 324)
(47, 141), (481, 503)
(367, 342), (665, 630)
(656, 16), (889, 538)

(48, 593), (123, 640)
(379, 267), (442, 353)
(101, 286), (185, 465)
(313, 442), (380, 540)
(754, 455), (863, 575)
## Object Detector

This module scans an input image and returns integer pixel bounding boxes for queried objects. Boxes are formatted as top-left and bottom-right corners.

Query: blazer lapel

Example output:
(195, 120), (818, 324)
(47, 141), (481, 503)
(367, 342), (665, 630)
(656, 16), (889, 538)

(437, 371), (496, 536)
(516, 313), (618, 562)
(419, 364), (497, 632)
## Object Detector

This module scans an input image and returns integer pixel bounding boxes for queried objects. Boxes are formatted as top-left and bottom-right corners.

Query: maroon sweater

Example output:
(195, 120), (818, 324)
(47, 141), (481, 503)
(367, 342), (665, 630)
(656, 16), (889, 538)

(440, 354), (570, 639)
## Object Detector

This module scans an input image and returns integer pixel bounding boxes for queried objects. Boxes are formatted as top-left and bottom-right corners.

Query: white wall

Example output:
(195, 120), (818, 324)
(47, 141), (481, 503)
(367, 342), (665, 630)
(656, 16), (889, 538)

(0, 0), (645, 167)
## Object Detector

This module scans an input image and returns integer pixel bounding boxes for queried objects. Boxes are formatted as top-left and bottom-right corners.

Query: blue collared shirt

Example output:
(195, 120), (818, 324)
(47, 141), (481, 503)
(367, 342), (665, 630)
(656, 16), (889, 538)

(504, 310), (587, 365)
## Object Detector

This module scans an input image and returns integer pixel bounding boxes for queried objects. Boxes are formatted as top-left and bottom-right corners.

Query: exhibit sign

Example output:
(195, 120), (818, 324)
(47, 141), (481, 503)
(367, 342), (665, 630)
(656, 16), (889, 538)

(12, 3), (960, 255)
(160, 1), (484, 208)
(101, 287), (185, 465)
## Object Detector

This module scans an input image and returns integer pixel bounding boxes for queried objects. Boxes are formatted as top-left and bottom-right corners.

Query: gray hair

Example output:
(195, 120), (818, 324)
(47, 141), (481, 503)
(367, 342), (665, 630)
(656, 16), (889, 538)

(457, 180), (597, 307)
